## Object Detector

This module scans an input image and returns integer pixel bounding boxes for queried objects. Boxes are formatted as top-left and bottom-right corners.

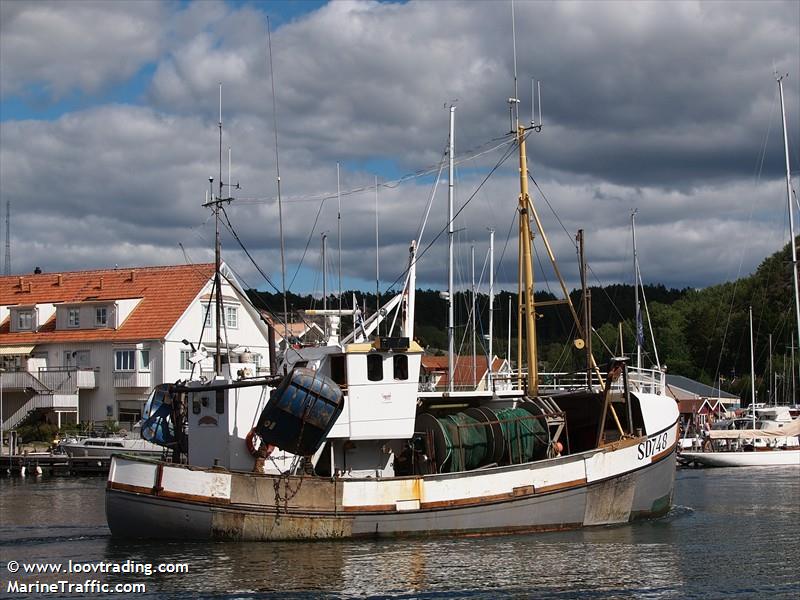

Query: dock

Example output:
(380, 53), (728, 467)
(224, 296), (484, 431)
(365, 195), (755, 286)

(1, 453), (110, 476)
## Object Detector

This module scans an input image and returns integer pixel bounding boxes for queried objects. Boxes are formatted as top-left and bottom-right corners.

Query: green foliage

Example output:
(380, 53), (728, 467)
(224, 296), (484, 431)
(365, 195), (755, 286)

(246, 239), (797, 399)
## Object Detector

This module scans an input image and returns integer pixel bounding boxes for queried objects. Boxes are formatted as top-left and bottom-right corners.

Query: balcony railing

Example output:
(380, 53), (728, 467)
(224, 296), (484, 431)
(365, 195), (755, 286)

(113, 371), (152, 388)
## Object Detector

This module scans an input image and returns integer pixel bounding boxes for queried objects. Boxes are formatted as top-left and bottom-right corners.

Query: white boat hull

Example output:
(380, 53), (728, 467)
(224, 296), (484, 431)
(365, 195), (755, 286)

(680, 449), (800, 467)
(106, 421), (679, 541)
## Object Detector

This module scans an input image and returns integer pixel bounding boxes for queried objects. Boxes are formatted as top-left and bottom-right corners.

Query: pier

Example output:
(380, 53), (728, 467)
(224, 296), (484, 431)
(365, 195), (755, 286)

(1, 453), (110, 476)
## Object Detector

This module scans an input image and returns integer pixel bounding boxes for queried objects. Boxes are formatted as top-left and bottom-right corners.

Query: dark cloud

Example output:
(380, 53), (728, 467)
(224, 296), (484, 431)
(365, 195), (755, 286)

(1, 0), (798, 296)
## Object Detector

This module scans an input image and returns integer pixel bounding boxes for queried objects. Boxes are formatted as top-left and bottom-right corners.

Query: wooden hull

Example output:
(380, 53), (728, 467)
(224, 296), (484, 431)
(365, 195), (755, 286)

(680, 449), (800, 467)
(105, 421), (678, 541)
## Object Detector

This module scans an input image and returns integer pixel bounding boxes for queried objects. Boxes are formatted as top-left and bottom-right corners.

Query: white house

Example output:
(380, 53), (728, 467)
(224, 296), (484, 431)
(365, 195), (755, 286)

(0, 263), (273, 432)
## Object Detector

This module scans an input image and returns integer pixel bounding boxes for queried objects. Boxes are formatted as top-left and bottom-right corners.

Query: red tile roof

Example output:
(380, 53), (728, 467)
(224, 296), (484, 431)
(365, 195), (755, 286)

(421, 355), (507, 388)
(0, 264), (215, 344)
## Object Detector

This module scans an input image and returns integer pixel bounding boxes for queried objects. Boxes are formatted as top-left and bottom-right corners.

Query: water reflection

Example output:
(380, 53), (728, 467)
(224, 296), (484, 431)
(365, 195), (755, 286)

(1, 469), (798, 599)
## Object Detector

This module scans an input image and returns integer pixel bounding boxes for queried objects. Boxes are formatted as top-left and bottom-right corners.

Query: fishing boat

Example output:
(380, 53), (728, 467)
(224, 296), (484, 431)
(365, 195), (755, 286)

(104, 84), (679, 540)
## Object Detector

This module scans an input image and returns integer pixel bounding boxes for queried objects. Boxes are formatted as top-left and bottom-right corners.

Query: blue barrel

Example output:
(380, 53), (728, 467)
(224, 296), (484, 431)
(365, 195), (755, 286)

(256, 368), (344, 455)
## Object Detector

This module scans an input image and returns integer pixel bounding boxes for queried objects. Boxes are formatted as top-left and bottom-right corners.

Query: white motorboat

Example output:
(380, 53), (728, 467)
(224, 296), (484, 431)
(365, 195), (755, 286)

(60, 436), (164, 459)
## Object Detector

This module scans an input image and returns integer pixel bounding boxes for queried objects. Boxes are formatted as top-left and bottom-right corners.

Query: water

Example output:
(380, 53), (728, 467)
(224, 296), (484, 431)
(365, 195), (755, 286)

(1, 468), (798, 599)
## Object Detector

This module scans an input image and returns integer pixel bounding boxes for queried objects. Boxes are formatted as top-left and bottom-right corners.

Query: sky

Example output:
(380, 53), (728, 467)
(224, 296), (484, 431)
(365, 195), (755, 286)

(1, 0), (799, 301)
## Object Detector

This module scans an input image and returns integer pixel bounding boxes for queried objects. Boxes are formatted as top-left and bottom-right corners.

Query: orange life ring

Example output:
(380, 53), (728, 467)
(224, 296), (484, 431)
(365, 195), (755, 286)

(245, 428), (261, 456)
(246, 428), (275, 458)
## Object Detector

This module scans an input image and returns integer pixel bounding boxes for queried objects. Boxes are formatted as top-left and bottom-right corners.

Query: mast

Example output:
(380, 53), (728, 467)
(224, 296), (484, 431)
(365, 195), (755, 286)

(215, 83), (224, 376)
(337, 162), (343, 318)
(750, 306), (756, 427)
(322, 232), (328, 340)
(778, 75), (800, 390)
(516, 120), (538, 394)
(471, 243), (477, 388)
(488, 228), (495, 390)
(578, 229), (591, 388)
(447, 106), (456, 392)
(267, 17), (288, 346)
(632, 209), (642, 370)
(375, 176), (380, 336)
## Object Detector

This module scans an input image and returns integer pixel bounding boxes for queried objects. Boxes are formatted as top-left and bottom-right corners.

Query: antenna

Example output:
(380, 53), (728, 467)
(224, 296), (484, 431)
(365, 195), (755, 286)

(337, 162), (342, 317)
(267, 16), (289, 345)
(511, 0), (519, 125)
(4, 201), (10, 275)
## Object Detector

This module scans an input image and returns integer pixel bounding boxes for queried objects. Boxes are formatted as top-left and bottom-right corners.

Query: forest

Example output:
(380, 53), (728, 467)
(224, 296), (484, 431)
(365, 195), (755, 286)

(248, 240), (799, 405)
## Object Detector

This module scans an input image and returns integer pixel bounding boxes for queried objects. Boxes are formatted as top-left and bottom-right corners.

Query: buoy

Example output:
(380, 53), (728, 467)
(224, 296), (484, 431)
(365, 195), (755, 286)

(34, 465), (43, 476)
(20, 465), (26, 477)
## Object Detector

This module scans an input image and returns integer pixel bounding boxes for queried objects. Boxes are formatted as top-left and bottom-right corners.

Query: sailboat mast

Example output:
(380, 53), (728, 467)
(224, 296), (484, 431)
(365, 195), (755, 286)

(778, 75), (800, 390)
(488, 228), (495, 390)
(322, 232), (328, 340)
(750, 306), (756, 428)
(448, 106), (456, 393)
(472, 243), (477, 388)
(632, 209), (642, 370)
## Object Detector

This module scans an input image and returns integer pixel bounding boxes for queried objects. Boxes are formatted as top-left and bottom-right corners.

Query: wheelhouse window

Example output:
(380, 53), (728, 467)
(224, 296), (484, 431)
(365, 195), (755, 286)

(114, 350), (135, 371)
(67, 308), (80, 328)
(330, 354), (346, 385)
(17, 310), (33, 330)
(225, 305), (238, 329)
(393, 354), (408, 380)
(367, 353), (383, 382)
(95, 307), (108, 326)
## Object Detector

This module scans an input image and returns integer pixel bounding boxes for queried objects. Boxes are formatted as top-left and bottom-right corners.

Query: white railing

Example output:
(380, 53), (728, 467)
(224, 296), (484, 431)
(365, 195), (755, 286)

(2, 393), (79, 431)
(418, 366), (666, 396)
(0, 370), (47, 392)
(76, 369), (96, 389)
(113, 371), (152, 388)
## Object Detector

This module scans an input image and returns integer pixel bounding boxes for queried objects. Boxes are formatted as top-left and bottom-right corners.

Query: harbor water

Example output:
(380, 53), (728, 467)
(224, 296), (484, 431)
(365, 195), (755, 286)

(1, 468), (798, 599)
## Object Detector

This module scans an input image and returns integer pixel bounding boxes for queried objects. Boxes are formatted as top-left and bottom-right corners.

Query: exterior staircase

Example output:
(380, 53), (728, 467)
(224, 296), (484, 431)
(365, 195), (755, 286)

(1, 368), (87, 431)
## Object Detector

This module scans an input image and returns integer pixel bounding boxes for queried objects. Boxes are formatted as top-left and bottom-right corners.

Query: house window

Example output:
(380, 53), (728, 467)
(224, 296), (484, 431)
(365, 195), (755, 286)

(180, 349), (191, 371)
(367, 353), (383, 382)
(139, 349), (151, 371)
(225, 305), (238, 329)
(393, 354), (408, 381)
(64, 350), (90, 368)
(17, 311), (33, 330)
(96, 307), (108, 326)
(203, 307), (214, 329)
(68, 308), (80, 328)
(115, 350), (135, 371)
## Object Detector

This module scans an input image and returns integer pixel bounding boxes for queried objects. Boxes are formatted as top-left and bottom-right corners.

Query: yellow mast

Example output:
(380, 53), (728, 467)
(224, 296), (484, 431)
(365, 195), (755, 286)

(516, 124), (538, 394)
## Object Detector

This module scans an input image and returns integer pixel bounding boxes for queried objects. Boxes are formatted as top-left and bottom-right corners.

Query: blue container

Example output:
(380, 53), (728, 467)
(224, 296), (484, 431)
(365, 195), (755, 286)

(256, 367), (344, 455)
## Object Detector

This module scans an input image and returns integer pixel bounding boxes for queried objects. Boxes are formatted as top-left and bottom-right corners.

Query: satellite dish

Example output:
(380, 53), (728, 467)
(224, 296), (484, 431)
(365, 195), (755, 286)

(573, 338), (585, 350)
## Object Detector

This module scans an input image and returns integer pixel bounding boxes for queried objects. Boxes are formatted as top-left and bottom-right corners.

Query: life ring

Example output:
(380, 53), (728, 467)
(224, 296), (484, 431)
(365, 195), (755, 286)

(245, 428), (262, 456)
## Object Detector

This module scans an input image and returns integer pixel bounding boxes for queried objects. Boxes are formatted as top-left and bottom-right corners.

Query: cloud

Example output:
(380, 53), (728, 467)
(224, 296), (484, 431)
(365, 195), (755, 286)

(0, 0), (168, 99)
(1, 0), (799, 297)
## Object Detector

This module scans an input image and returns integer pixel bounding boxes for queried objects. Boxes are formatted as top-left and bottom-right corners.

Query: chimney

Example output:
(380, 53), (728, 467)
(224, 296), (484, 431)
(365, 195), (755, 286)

(99, 276), (104, 290)
(56, 274), (63, 286)
(17, 276), (23, 288)
(129, 270), (136, 283)
(33, 266), (42, 275)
